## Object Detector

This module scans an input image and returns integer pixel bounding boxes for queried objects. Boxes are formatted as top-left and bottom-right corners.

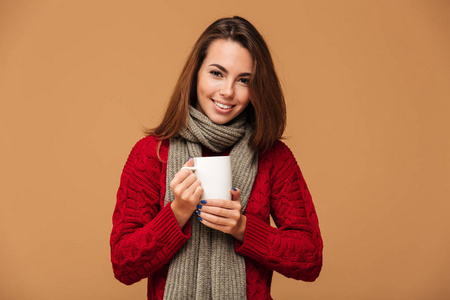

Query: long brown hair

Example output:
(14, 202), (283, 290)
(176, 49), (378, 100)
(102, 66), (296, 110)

(146, 16), (286, 154)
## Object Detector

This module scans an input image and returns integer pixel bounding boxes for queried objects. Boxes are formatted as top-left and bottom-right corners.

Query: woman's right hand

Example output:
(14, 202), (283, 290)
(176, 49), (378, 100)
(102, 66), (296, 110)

(170, 157), (203, 228)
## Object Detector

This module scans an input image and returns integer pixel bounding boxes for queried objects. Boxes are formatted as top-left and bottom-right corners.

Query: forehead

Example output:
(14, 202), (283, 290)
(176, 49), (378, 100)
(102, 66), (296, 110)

(203, 39), (253, 72)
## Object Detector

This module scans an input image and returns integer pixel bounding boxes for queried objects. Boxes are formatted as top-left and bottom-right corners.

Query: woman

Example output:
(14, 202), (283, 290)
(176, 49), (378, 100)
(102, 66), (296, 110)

(110, 16), (323, 300)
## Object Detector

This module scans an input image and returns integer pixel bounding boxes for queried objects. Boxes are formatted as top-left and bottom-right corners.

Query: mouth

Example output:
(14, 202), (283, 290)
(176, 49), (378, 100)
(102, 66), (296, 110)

(211, 99), (235, 110)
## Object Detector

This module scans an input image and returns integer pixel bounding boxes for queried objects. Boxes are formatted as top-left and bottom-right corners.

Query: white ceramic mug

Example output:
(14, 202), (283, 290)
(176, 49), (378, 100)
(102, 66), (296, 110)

(182, 156), (232, 200)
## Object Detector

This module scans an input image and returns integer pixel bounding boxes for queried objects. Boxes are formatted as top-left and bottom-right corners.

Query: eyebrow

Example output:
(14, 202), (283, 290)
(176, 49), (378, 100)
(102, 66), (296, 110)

(209, 64), (252, 77)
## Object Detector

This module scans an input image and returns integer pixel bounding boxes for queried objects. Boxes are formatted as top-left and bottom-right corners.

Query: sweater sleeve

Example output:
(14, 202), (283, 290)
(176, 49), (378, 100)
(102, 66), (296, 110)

(235, 141), (323, 281)
(110, 137), (191, 285)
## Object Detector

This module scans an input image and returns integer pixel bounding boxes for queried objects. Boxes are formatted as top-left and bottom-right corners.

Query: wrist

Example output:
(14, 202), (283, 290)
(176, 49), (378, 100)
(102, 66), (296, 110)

(171, 201), (193, 228)
(233, 215), (247, 243)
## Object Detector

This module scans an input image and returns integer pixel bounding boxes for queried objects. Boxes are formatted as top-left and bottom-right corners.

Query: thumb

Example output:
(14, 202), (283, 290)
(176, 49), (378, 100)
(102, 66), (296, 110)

(230, 187), (241, 201)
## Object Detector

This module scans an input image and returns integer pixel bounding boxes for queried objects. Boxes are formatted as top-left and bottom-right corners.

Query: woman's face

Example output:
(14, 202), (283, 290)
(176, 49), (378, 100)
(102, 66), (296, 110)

(196, 39), (253, 125)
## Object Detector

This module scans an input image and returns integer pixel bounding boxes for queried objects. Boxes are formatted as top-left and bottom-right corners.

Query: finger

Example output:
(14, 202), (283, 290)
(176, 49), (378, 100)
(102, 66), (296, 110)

(183, 157), (194, 168)
(181, 172), (198, 188)
(182, 179), (202, 198)
(170, 157), (194, 189)
(201, 198), (241, 210)
(197, 210), (229, 226)
(230, 187), (241, 201)
(190, 185), (204, 201)
(172, 173), (197, 195)
(197, 216), (226, 231)
(176, 157), (195, 182)
(198, 205), (240, 219)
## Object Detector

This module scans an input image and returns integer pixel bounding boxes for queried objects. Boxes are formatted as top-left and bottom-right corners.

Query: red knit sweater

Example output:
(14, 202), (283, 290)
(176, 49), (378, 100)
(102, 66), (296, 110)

(110, 136), (323, 299)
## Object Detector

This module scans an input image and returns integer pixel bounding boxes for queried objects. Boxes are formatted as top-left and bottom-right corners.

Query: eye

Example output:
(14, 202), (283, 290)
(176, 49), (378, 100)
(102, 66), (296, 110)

(210, 70), (222, 77)
(238, 77), (250, 85)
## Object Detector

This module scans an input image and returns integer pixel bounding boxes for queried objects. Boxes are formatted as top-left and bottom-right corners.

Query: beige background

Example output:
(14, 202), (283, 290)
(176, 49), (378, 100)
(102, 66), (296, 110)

(1, 0), (449, 299)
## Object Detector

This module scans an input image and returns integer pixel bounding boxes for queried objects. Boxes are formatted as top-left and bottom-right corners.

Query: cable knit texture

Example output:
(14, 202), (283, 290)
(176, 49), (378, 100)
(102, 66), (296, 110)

(110, 135), (323, 300)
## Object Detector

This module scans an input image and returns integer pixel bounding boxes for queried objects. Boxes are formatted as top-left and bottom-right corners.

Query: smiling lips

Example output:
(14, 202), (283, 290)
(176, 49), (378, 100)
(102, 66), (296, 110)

(212, 99), (235, 110)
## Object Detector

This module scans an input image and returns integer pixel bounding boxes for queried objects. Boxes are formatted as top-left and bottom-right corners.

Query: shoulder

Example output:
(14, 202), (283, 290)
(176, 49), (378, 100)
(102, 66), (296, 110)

(260, 140), (296, 164)
(129, 135), (169, 161)
(258, 139), (302, 180)
(121, 135), (169, 180)
(131, 135), (164, 151)
(258, 140), (309, 190)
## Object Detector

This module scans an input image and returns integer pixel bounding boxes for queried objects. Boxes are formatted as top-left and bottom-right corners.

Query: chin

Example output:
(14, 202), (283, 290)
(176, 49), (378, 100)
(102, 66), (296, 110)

(207, 115), (231, 125)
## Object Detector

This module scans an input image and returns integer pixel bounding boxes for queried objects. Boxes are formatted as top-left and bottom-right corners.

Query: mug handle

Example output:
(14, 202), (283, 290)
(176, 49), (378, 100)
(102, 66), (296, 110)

(181, 167), (197, 171)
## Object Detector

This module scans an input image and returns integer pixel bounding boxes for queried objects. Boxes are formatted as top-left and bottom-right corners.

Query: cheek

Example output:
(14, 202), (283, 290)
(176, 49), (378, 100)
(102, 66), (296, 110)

(237, 88), (250, 105)
(198, 78), (218, 97)
(196, 75), (205, 96)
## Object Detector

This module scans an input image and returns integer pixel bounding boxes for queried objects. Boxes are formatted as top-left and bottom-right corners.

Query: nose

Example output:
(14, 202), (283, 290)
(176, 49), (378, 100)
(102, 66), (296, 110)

(219, 79), (234, 98)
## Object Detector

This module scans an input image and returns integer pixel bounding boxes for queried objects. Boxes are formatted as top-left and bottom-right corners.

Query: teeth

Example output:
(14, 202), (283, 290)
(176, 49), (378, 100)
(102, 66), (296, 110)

(213, 100), (233, 109)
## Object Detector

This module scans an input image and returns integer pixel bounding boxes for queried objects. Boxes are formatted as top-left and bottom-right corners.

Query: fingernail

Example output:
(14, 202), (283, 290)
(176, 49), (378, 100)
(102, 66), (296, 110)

(195, 210), (201, 215)
(200, 200), (207, 204)
(197, 205), (202, 209)
(186, 156), (193, 163)
(231, 187), (237, 191)
(197, 216), (203, 221)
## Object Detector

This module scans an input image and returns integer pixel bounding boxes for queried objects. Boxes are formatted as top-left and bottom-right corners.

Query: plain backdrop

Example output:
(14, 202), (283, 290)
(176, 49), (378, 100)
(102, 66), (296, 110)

(1, 0), (449, 299)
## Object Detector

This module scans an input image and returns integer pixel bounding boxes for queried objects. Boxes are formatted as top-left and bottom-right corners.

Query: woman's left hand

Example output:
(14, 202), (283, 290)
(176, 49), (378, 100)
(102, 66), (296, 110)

(196, 188), (246, 243)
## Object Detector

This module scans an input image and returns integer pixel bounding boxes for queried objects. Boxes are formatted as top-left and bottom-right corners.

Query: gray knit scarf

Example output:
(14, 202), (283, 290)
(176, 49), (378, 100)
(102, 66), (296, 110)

(163, 106), (258, 300)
